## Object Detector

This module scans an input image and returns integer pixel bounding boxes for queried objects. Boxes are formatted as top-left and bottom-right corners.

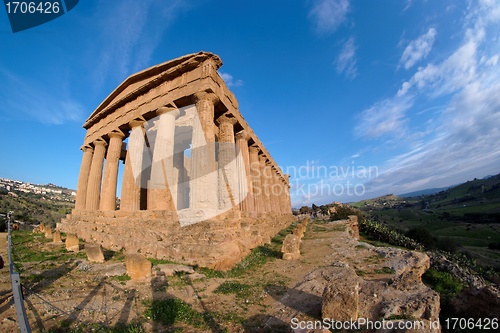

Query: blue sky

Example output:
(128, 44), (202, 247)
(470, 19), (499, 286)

(0, 0), (499, 207)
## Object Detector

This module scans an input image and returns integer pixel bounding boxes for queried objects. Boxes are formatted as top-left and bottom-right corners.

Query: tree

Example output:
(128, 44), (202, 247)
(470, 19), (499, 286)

(299, 206), (311, 214)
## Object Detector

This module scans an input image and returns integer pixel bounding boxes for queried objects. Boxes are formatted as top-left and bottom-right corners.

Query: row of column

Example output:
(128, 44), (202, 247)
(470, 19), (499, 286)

(74, 92), (292, 215)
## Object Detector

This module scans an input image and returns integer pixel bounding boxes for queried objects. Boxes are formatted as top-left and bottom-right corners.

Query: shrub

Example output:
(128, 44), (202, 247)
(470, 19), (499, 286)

(437, 237), (459, 253)
(422, 268), (463, 300)
(488, 242), (500, 250)
(406, 227), (436, 248)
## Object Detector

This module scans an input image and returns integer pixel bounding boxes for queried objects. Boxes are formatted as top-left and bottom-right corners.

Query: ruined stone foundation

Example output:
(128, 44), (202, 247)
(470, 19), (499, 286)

(59, 211), (294, 270)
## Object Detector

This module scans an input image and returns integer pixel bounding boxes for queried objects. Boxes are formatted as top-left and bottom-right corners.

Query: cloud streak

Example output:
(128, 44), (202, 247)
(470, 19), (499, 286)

(336, 37), (358, 79)
(87, 0), (190, 91)
(399, 28), (437, 70)
(308, 0), (350, 34)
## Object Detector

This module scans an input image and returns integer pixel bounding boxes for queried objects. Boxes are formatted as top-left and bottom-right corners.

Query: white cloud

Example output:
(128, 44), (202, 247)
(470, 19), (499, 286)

(399, 28), (437, 70)
(355, 95), (413, 139)
(308, 0), (350, 34)
(336, 37), (358, 79)
(219, 72), (244, 87)
(355, 0), (500, 198)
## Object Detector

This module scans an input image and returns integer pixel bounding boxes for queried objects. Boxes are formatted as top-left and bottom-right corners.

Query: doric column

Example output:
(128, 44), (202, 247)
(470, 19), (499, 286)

(217, 114), (238, 210)
(190, 92), (219, 210)
(278, 176), (287, 214)
(284, 174), (292, 214)
(249, 146), (264, 213)
(148, 107), (180, 211)
(235, 130), (254, 212)
(194, 91), (219, 144)
(121, 120), (145, 211)
(86, 140), (107, 210)
(259, 154), (272, 213)
(172, 147), (186, 209)
(100, 131), (125, 211)
(270, 167), (281, 214)
(75, 146), (93, 210)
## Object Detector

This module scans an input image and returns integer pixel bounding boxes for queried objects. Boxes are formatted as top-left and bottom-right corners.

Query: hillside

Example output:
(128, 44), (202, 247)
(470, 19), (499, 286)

(355, 173), (500, 270)
(0, 185), (74, 231)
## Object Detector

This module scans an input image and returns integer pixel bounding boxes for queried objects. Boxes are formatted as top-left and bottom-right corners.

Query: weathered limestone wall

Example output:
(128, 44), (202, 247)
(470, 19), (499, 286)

(59, 211), (295, 270)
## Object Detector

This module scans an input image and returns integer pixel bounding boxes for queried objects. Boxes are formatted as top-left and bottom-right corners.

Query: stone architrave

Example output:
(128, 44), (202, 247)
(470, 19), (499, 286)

(85, 243), (105, 263)
(75, 146), (93, 210)
(281, 234), (301, 260)
(44, 227), (53, 239)
(65, 233), (79, 252)
(86, 140), (107, 210)
(100, 132), (125, 211)
(53, 230), (62, 243)
(125, 254), (152, 280)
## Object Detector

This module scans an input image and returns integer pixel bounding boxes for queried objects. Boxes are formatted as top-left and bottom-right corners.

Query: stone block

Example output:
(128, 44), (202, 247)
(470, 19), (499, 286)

(281, 234), (301, 260)
(125, 254), (151, 280)
(53, 230), (62, 243)
(156, 264), (195, 276)
(85, 243), (105, 263)
(322, 267), (360, 322)
(44, 227), (53, 239)
(181, 273), (206, 281)
(292, 223), (306, 238)
(389, 251), (430, 290)
(65, 233), (79, 252)
(348, 215), (359, 240)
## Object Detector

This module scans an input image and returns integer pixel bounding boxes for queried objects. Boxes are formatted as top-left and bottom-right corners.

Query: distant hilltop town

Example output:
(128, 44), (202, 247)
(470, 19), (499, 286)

(0, 177), (76, 202)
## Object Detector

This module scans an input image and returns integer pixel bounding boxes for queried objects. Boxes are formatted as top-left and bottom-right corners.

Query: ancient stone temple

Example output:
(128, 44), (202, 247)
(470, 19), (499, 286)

(59, 51), (294, 269)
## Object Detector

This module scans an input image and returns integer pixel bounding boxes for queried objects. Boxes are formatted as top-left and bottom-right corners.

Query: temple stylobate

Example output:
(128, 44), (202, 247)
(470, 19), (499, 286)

(59, 52), (295, 269)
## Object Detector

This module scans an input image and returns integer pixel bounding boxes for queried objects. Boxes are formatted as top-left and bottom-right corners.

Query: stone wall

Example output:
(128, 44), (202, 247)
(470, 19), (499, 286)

(59, 210), (295, 270)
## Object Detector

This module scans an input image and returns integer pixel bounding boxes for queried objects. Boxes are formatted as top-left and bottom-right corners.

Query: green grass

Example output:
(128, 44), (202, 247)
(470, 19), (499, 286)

(11, 231), (85, 266)
(112, 273), (131, 282)
(49, 321), (145, 333)
(422, 268), (463, 300)
(373, 266), (395, 274)
(213, 281), (253, 298)
(144, 298), (211, 329)
(147, 258), (178, 266)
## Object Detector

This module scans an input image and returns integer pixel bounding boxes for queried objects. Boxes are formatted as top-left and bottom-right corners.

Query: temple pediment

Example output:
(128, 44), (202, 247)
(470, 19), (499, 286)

(84, 51), (222, 129)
